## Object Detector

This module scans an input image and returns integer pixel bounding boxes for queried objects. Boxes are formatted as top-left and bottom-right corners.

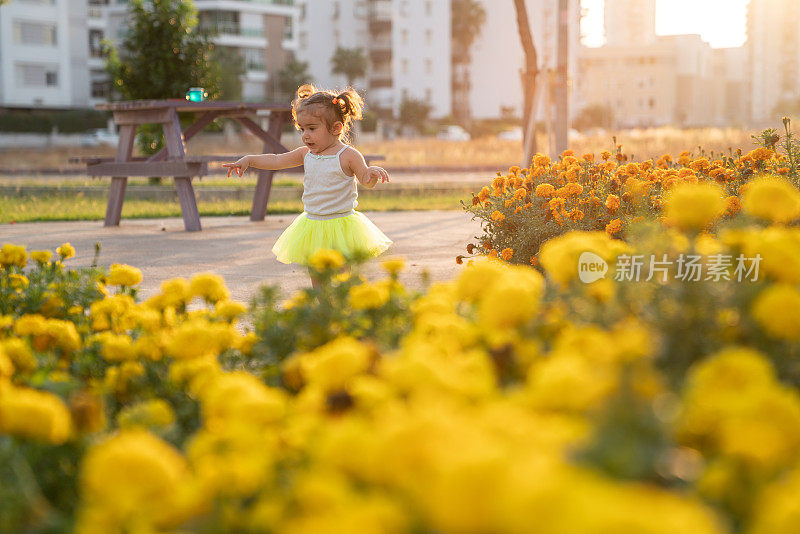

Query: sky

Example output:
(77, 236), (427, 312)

(581, 0), (750, 48)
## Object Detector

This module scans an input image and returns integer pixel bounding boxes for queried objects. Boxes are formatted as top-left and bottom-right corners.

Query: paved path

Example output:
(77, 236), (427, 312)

(1, 211), (481, 303)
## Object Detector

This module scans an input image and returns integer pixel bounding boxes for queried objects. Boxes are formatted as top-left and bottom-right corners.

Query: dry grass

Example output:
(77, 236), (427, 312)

(0, 126), (763, 171)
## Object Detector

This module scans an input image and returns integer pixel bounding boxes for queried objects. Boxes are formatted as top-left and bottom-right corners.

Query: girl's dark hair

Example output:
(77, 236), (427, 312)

(291, 84), (364, 141)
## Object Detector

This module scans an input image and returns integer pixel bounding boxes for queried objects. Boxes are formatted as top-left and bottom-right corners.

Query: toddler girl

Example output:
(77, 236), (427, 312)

(223, 84), (392, 287)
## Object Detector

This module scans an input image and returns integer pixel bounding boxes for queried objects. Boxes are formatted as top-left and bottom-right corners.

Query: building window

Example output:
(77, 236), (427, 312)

(89, 29), (104, 58)
(284, 16), (294, 40)
(333, 1), (339, 19)
(426, 29), (432, 46)
(425, 58), (432, 74)
(400, 1), (409, 16)
(425, 88), (432, 102)
(649, 98), (655, 108)
(401, 29), (408, 45)
(402, 88), (409, 100)
(425, 1), (432, 16)
(15, 63), (59, 87)
(402, 59), (408, 75)
(242, 48), (265, 71)
(13, 21), (57, 46)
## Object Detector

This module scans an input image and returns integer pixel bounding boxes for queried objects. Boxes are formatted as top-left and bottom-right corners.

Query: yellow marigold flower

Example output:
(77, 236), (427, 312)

(0, 350), (13, 378)
(309, 248), (345, 272)
(455, 258), (506, 303)
(43, 319), (81, 353)
(118, 399), (176, 429)
(0, 386), (72, 444)
(741, 175), (800, 224)
(535, 183), (556, 198)
(752, 285), (800, 341)
(214, 299), (248, 320)
(381, 257), (405, 275)
(92, 332), (136, 362)
(189, 272), (230, 303)
(13, 314), (46, 337)
(500, 248), (514, 261)
(56, 242), (75, 259)
(605, 218), (623, 236)
(539, 231), (630, 286)
(291, 337), (373, 392)
(348, 282), (390, 310)
(2, 338), (36, 372)
(69, 391), (106, 434)
(8, 273), (28, 289)
(79, 430), (190, 531)
(664, 182), (726, 231)
(30, 250), (52, 264)
(490, 210), (505, 223)
(108, 263), (143, 287)
(478, 266), (544, 329)
(167, 319), (236, 360)
(154, 277), (190, 309)
(0, 243), (27, 268)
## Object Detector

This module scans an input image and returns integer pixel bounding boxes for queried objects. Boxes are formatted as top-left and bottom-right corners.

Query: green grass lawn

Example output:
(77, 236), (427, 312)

(0, 191), (468, 224)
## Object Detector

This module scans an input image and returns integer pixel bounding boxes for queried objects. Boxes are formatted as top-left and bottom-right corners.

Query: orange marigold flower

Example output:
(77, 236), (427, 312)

(616, 153), (626, 162)
(478, 186), (491, 201)
(582, 153), (595, 162)
(505, 199), (514, 208)
(466, 243), (476, 254)
(500, 248), (514, 261)
(530, 256), (539, 266)
(604, 161), (617, 171)
(491, 210), (505, 223)
(605, 218), (622, 236)
(509, 166), (521, 174)
(778, 167), (790, 174)
(492, 176), (506, 189)
(456, 255), (464, 264)
(689, 158), (711, 172)
(747, 147), (774, 162)
(488, 249), (498, 259)
(600, 150), (612, 161)
(561, 149), (575, 158)
(533, 154), (551, 167)
(622, 192), (633, 202)
(678, 154), (692, 166)
(514, 188), (527, 200)
(568, 209), (584, 222)
(535, 183), (556, 198)
(472, 196), (481, 206)
(678, 168), (695, 178)
(725, 195), (742, 216)
(605, 194), (621, 212)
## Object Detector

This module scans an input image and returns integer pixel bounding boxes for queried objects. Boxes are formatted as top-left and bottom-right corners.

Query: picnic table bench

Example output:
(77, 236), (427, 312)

(81, 99), (383, 232)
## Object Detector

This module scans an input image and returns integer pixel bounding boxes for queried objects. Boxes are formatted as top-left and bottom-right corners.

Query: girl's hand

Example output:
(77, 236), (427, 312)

(367, 166), (389, 185)
(222, 156), (250, 178)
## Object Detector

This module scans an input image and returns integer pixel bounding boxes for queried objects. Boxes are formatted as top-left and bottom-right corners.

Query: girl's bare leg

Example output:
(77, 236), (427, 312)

(308, 267), (321, 290)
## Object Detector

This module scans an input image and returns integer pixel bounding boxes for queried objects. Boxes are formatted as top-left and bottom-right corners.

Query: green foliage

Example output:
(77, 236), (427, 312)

(451, 0), (486, 61)
(0, 110), (109, 134)
(247, 256), (421, 385)
(211, 45), (245, 101)
(330, 47), (367, 87)
(398, 97), (433, 134)
(574, 103), (615, 131)
(277, 58), (312, 101)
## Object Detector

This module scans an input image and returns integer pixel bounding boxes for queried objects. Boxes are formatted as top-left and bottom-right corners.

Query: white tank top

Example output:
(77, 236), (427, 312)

(301, 145), (358, 219)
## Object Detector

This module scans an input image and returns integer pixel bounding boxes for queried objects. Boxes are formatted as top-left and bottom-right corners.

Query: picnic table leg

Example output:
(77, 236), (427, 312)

(249, 111), (290, 221)
(104, 124), (136, 227)
(163, 110), (202, 232)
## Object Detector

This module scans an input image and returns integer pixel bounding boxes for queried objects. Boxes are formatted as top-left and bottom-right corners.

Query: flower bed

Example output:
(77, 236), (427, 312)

(462, 124), (800, 265)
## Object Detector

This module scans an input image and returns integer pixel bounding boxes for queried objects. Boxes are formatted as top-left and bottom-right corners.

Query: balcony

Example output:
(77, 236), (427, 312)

(203, 23), (266, 38)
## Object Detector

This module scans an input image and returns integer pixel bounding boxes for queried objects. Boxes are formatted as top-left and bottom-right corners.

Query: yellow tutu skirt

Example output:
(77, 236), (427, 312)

(272, 211), (392, 266)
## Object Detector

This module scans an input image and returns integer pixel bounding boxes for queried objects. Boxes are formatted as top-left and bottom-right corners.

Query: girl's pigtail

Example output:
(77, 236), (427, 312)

(296, 84), (317, 100)
(336, 89), (364, 121)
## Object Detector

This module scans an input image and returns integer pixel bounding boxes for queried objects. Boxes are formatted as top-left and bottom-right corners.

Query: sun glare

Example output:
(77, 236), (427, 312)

(581, 0), (749, 48)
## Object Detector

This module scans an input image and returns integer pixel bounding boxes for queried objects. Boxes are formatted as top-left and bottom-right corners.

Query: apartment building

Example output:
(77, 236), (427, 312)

(603, 0), (656, 47)
(295, 0), (452, 120)
(0, 0), (91, 108)
(746, 0), (800, 125)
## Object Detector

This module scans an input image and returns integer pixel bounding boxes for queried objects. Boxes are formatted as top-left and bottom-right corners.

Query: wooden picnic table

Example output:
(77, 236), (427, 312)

(92, 99), (294, 232)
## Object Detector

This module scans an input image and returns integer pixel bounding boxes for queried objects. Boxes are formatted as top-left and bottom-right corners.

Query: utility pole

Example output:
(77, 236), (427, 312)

(554, 0), (569, 154)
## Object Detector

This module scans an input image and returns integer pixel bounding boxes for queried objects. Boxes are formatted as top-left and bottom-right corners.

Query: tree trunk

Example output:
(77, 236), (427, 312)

(514, 0), (540, 166)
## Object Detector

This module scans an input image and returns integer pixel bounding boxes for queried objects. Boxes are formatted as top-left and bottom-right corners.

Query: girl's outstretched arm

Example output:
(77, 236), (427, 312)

(343, 147), (389, 189)
(223, 146), (308, 177)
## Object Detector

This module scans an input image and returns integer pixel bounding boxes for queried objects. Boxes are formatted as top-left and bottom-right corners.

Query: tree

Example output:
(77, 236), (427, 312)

(277, 59), (312, 100)
(513, 0), (540, 166)
(573, 103), (614, 131)
(211, 46), (245, 101)
(399, 97), (433, 134)
(104, 0), (222, 164)
(451, 0), (486, 125)
(330, 47), (367, 88)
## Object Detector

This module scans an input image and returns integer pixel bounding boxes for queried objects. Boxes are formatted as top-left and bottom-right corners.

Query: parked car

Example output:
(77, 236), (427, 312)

(81, 128), (120, 147)
(437, 125), (471, 141)
(498, 127), (524, 141)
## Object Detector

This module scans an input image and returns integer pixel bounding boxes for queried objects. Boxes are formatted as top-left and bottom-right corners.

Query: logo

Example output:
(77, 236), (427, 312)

(578, 252), (608, 283)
